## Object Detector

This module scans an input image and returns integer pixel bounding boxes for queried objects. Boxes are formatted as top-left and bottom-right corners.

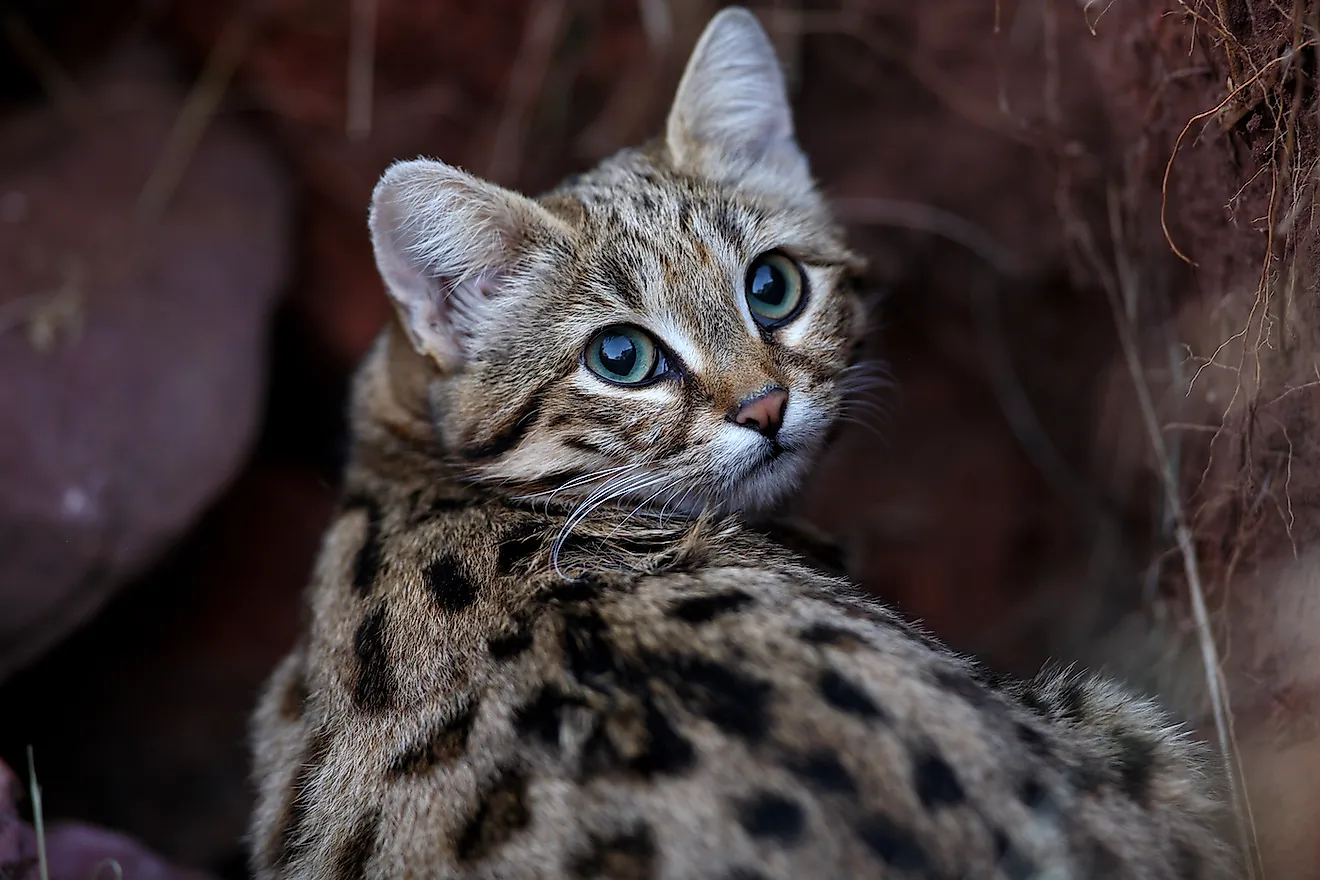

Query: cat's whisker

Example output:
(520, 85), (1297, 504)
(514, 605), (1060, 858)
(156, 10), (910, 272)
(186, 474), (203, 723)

(661, 477), (703, 526)
(514, 462), (640, 504)
(611, 476), (689, 537)
(552, 469), (667, 576)
(539, 462), (641, 505)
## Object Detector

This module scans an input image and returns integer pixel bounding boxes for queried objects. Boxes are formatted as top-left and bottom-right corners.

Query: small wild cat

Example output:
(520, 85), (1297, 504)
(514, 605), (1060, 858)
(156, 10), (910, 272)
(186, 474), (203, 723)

(250, 8), (1230, 878)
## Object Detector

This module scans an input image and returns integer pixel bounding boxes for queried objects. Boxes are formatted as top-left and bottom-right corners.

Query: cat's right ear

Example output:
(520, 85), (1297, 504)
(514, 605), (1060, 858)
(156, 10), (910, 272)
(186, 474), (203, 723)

(369, 159), (569, 370)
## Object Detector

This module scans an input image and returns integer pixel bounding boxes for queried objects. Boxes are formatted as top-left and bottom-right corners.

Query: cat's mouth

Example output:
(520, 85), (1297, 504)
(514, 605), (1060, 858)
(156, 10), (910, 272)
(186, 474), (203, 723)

(744, 439), (793, 475)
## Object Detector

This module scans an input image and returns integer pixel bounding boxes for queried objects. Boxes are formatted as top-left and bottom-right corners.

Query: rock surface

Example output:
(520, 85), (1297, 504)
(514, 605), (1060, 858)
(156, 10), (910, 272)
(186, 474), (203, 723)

(0, 45), (291, 680)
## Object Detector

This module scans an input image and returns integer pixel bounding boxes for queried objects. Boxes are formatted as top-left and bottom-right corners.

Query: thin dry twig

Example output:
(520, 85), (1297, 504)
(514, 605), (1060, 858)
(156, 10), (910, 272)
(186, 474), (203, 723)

(1161, 44), (1314, 264)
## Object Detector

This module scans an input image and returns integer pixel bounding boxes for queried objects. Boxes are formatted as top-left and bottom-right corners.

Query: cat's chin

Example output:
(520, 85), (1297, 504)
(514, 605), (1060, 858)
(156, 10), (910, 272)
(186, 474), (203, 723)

(718, 447), (810, 519)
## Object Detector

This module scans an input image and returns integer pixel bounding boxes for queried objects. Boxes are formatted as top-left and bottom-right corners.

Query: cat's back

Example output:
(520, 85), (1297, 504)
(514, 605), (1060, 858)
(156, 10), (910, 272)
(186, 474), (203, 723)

(250, 491), (1225, 880)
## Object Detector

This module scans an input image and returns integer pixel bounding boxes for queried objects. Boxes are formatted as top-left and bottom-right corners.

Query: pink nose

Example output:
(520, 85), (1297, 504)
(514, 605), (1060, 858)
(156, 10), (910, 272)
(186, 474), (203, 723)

(733, 388), (788, 437)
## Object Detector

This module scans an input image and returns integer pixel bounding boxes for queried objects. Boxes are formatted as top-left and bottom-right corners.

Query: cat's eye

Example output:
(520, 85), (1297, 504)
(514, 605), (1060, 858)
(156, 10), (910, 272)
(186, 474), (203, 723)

(745, 252), (806, 327)
(584, 325), (668, 385)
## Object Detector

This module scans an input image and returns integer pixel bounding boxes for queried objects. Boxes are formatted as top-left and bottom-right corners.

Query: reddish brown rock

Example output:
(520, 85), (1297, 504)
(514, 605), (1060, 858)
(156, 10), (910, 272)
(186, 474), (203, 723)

(0, 45), (291, 680)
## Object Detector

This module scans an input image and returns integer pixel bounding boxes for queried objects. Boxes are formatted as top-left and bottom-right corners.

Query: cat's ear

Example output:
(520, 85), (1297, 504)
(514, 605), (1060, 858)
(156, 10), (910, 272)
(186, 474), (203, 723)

(369, 159), (568, 369)
(665, 8), (811, 197)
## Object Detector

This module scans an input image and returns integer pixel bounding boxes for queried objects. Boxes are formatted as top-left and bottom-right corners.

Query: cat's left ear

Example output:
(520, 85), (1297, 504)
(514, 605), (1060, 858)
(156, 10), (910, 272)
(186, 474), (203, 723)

(666, 7), (812, 200)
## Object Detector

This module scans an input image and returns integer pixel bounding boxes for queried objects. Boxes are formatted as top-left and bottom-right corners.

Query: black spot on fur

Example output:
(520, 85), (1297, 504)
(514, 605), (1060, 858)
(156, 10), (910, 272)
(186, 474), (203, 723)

(544, 575), (607, 606)
(798, 623), (865, 650)
(993, 830), (1039, 880)
(819, 669), (883, 719)
(1084, 838), (1124, 873)
(726, 870), (767, 880)
(581, 694), (697, 779)
(668, 590), (753, 623)
(331, 809), (380, 879)
(488, 627), (535, 660)
(1059, 680), (1089, 723)
(569, 827), (655, 879)
(1113, 729), (1158, 804)
(273, 727), (332, 868)
(667, 655), (773, 742)
(738, 791), (805, 845)
(343, 496), (382, 595)
(1174, 840), (1202, 879)
(561, 607), (617, 686)
(1014, 721), (1051, 756)
(789, 750), (857, 795)
(629, 699), (697, 776)
(455, 769), (531, 861)
(515, 685), (585, 744)
(857, 814), (930, 870)
(1019, 686), (1050, 716)
(642, 700), (696, 770)
(497, 525), (544, 573)
(425, 553), (479, 612)
(389, 702), (479, 776)
(352, 606), (395, 712)
(1018, 777), (1048, 809)
(932, 665), (991, 708)
(914, 752), (965, 808)
(1070, 757), (1107, 794)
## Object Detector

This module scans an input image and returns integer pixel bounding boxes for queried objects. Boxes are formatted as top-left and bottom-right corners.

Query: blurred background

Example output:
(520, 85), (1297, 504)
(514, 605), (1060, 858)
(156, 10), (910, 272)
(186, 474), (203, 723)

(1, 0), (1317, 877)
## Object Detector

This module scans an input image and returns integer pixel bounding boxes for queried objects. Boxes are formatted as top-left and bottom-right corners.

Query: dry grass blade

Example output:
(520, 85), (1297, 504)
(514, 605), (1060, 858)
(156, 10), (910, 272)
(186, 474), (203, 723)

(1098, 189), (1261, 878)
(26, 746), (48, 880)
(137, 13), (253, 220)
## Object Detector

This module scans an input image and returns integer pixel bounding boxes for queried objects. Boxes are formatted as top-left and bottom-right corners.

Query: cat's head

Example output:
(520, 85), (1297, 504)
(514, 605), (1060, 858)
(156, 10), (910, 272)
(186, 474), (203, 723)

(368, 7), (868, 518)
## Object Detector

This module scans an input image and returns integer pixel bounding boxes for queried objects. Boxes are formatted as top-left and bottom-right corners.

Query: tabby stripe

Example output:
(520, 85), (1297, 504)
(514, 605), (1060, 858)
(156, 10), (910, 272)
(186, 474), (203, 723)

(461, 398), (543, 461)
(331, 809), (381, 880)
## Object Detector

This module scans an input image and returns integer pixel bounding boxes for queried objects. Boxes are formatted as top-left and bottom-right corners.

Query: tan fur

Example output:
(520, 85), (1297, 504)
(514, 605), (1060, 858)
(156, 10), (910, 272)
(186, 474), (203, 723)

(250, 8), (1231, 878)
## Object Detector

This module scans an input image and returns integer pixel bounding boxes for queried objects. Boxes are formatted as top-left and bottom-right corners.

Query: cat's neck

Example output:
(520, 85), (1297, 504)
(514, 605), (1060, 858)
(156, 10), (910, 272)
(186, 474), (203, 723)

(344, 321), (465, 496)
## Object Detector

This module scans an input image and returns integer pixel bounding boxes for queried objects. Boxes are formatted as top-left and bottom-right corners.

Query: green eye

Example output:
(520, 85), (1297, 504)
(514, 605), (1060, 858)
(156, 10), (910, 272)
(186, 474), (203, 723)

(584, 325), (666, 385)
(745, 252), (805, 327)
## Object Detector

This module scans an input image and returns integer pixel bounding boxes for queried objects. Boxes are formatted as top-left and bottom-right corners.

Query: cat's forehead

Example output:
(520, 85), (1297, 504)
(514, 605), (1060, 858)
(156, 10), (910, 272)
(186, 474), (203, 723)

(537, 150), (843, 346)
(549, 149), (823, 246)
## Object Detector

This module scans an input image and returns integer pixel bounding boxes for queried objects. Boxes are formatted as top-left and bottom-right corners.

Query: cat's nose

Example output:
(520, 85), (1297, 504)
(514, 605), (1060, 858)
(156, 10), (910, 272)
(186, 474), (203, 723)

(733, 387), (788, 437)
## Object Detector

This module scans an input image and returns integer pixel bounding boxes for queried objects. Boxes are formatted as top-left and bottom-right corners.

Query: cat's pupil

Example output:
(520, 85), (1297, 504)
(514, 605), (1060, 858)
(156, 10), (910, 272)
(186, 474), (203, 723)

(599, 334), (637, 376)
(751, 264), (787, 306)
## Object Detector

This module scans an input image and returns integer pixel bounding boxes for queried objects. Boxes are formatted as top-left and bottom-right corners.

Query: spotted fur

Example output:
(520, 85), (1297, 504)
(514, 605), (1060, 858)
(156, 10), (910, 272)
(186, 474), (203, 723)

(250, 8), (1231, 879)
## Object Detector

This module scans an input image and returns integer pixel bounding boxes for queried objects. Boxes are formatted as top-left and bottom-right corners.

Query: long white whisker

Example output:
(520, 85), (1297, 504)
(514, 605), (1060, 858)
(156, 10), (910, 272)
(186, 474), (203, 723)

(552, 470), (665, 577)
(610, 476), (687, 538)
(516, 462), (639, 504)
